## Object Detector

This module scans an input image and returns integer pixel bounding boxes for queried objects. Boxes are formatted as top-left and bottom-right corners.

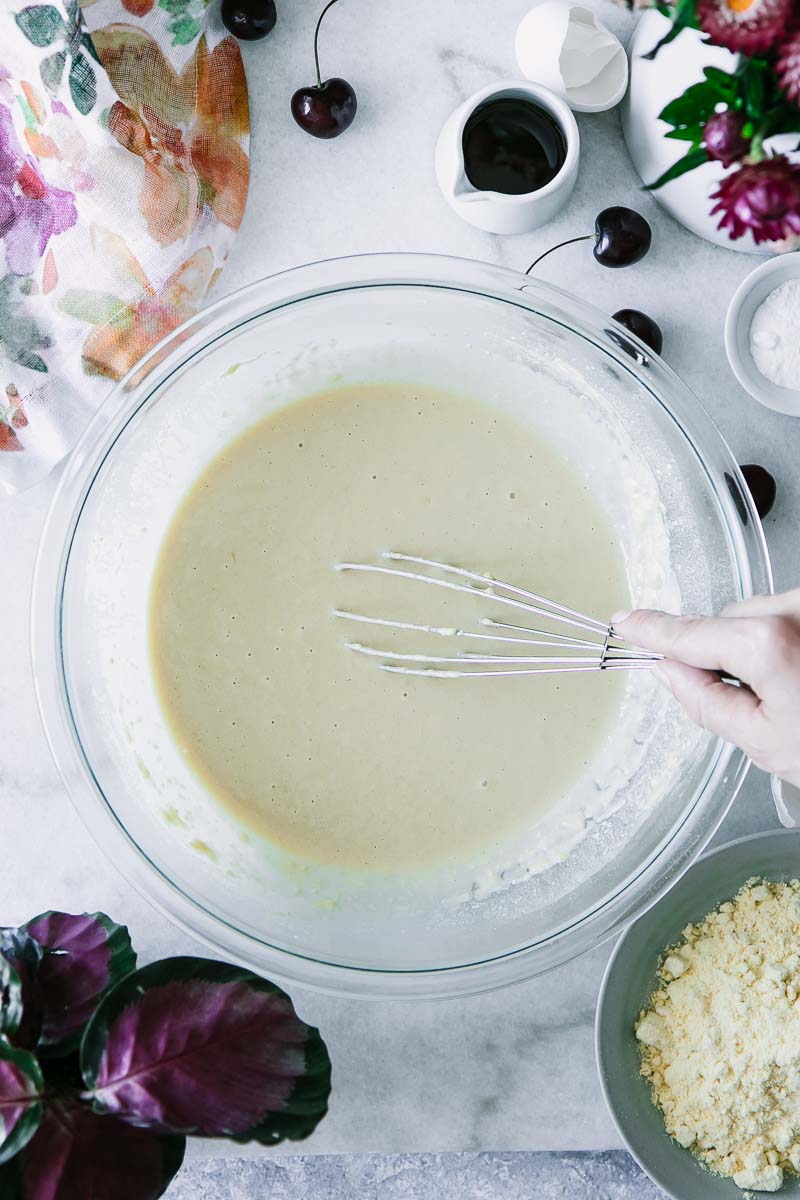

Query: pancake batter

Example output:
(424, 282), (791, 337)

(149, 383), (629, 871)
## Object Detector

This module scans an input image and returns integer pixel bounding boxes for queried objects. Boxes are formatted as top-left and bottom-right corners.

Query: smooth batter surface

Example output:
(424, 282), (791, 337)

(149, 383), (629, 871)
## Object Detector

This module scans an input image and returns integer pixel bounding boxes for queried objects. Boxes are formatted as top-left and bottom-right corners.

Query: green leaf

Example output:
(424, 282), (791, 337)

(642, 0), (699, 60)
(673, 0), (700, 23)
(169, 12), (201, 43)
(665, 125), (705, 142)
(68, 52), (96, 115)
(702, 66), (738, 97)
(81, 31), (101, 64)
(39, 49), (66, 93)
(0, 1040), (43, 1166)
(158, 0), (189, 14)
(765, 108), (800, 137)
(59, 289), (125, 325)
(14, 5), (64, 47)
(659, 80), (723, 127)
(12, 351), (48, 373)
(646, 147), (710, 190)
(642, 20), (685, 60)
(743, 67), (766, 120)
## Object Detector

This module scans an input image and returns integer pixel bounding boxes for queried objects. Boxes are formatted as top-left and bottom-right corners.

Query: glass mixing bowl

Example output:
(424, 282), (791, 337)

(32, 254), (771, 999)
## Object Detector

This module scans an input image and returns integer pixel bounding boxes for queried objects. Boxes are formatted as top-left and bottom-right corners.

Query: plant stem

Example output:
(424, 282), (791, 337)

(313, 0), (341, 89)
(749, 129), (765, 162)
(525, 235), (592, 274)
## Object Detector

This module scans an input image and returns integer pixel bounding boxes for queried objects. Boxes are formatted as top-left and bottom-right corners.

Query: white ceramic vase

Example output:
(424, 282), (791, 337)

(622, 11), (799, 254)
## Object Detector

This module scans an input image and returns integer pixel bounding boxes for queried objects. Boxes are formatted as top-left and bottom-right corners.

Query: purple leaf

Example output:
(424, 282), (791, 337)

(0, 935), (43, 1052)
(81, 958), (331, 1143)
(0, 951), (23, 1039)
(0, 1038), (43, 1165)
(0, 1097), (184, 1200)
(21, 912), (136, 1055)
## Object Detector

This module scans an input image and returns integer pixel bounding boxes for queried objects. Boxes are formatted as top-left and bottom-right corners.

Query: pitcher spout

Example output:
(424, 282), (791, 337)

(452, 173), (482, 203)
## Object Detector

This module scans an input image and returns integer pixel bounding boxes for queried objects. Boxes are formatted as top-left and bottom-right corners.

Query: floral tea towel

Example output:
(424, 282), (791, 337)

(1, 0), (249, 493)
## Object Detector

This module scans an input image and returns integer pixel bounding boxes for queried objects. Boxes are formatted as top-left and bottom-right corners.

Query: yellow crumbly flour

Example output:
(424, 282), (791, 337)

(636, 879), (800, 1193)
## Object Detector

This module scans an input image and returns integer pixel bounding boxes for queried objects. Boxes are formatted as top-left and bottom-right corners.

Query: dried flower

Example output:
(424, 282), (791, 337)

(704, 111), (751, 167)
(777, 27), (800, 102)
(710, 154), (800, 243)
(697, 0), (792, 54)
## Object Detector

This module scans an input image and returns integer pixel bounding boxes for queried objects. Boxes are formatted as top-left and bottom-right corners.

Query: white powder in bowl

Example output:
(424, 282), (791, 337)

(637, 879), (800, 1193)
(749, 278), (800, 390)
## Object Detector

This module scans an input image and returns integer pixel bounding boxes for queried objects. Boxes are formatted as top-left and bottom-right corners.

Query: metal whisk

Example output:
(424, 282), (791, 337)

(332, 552), (663, 678)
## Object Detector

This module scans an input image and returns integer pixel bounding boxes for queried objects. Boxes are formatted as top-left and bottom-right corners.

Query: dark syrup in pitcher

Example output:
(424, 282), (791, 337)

(462, 98), (567, 195)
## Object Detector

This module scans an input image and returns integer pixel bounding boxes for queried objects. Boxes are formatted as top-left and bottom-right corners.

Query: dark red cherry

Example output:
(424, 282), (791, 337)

(525, 207), (653, 274)
(292, 78), (357, 138)
(612, 309), (663, 355)
(594, 207), (652, 267)
(292, 0), (356, 139)
(221, 0), (276, 40)
(741, 464), (777, 519)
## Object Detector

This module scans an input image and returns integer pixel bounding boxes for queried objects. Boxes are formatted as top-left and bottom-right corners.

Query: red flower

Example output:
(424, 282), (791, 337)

(697, 0), (792, 54)
(710, 155), (800, 244)
(777, 28), (800, 102)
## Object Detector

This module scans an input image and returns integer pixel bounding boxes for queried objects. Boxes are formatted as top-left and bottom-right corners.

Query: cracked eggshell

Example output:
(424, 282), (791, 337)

(515, 2), (628, 113)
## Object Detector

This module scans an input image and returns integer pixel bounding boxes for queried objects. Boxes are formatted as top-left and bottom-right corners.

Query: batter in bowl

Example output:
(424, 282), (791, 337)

(149, 382), (629, 872)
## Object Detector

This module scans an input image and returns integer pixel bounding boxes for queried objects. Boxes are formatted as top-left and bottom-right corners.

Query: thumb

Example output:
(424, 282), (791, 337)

(613, 608), (767, 693)
(656, 659), (763, 752)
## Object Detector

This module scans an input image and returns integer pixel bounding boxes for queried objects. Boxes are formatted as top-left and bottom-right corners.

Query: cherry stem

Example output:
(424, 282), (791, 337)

(313, 0), (341, 89)
(525, 235), (592, 275)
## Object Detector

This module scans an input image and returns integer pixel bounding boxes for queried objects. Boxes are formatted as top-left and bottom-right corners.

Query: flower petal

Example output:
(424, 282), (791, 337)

(93, 25), (192, 128)
(195, 35), (249, 139)
(190, 134), (248, 229)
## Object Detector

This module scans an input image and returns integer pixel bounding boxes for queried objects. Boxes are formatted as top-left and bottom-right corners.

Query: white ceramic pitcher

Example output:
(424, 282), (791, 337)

(434, 80), (580, 235)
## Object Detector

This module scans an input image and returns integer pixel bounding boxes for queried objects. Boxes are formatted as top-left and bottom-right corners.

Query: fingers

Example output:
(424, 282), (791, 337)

(613, 610), (769, 691)
(655, 659), (765, 751)
(721, 588), (800, 620)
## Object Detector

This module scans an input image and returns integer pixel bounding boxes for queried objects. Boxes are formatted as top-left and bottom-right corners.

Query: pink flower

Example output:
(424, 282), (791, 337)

(710, 155), (800, 243)
(777, 28), (800, 102)
(697, 0), (792, 54)
(0, 102), (77, 276)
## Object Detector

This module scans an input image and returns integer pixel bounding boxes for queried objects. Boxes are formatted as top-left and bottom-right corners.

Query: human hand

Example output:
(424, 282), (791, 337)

(612, 589), (800, 788)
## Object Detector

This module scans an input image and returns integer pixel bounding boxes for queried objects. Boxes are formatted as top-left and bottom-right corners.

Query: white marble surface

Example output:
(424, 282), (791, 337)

(3, 0), (800, 1177)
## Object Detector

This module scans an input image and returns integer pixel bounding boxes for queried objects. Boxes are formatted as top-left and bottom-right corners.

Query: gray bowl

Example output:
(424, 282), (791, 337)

(596, 829), (800, 1199)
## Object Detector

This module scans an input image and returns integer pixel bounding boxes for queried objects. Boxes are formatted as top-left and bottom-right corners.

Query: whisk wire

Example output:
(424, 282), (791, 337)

(384, 553), (611, 633)
(333, 552), (662, 679)
(335, 558), (607, 636)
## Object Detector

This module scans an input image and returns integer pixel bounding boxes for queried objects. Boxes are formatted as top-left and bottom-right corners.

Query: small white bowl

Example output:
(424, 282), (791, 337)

(724, 252), (800, 417)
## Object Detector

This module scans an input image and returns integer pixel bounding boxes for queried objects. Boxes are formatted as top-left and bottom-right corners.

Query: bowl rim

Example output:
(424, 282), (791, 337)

(724, 251), (800, 417)
(594, 827), (800, 1199)
(31, 251), (771, 998)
